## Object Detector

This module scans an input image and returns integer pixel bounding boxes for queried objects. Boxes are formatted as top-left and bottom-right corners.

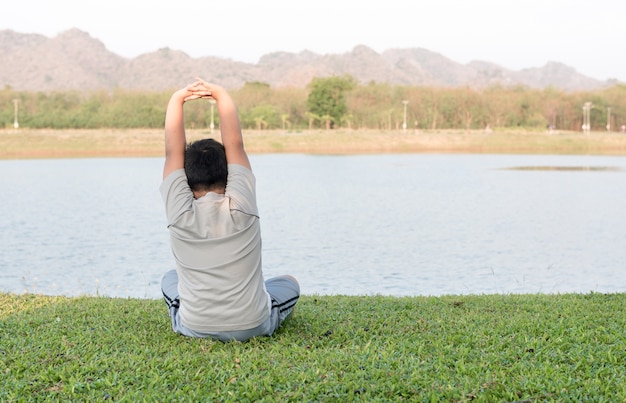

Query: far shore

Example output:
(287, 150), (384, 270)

(2, 128), (626, 159)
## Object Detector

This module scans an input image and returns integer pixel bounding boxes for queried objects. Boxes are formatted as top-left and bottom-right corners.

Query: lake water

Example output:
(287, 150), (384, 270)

(1, 154), (625, 298)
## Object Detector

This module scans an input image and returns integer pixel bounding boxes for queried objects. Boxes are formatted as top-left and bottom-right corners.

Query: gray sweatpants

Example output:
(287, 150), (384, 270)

(161, 270), (299, 342)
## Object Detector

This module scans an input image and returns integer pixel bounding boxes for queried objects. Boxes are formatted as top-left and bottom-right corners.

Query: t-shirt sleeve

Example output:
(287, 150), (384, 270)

(160, 169), (194, 226)
(226, 164), (259, 217)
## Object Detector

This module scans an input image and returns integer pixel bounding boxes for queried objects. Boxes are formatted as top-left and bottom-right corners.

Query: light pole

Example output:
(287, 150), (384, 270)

(209, 99), (216, 133)
(13, 99), (19, 129)
(582, 102), (592, 133)
(402, 100), (408, 131)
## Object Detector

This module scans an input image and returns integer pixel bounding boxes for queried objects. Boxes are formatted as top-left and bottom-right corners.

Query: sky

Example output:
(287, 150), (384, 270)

(2, 0), (625, 82)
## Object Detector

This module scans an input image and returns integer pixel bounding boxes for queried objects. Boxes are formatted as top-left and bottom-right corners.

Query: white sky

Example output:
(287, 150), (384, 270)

(2, 0), (625, 82)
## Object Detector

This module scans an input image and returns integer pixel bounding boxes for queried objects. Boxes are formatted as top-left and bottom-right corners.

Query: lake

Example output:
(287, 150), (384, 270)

(1, 153), (625, 298)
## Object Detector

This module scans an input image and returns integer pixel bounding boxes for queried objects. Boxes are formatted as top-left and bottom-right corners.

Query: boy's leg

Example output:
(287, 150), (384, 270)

(161, 270), (180, 331)
(265, 275), (300, 335)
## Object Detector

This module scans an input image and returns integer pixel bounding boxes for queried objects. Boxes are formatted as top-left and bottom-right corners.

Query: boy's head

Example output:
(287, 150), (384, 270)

(184, 138), (228, 193)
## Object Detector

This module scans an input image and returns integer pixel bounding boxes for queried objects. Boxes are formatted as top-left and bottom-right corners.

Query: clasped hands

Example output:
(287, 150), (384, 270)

(183, 77), (217, 102)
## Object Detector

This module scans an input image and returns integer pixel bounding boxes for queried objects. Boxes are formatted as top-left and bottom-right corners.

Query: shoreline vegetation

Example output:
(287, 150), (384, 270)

(2, 128), (626, 159)
(2, 292), (625, 401)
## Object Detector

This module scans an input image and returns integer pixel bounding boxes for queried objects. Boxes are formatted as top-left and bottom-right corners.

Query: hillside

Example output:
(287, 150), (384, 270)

(0, 28), (614, 92)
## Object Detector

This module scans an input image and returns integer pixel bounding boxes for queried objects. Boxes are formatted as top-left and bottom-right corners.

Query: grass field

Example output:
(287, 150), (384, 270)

(2, 292), (625, 401)
(2, 128), (626, 158)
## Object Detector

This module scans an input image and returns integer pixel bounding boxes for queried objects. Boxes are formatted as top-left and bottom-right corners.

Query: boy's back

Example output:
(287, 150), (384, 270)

(161, 165), (270, 333)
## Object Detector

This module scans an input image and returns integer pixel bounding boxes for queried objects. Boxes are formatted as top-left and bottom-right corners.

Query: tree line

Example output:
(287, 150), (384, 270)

(2, 78), (625, 132)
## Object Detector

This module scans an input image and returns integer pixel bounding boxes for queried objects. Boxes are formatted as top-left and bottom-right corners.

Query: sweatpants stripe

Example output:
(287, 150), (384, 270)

(272, 296), (299, 312)
(162, 289), (180, 309)
(272, 295), (299, 309)
(278, 301), (297, 313)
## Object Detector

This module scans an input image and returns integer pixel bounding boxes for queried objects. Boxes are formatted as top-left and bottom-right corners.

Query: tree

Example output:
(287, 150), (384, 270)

(281, 114), (291, 130)
(240, 104), (279, 130)
(321, 114), (334, 130)
(340, 113), (354, 129)
(306, 76), (355, 129)
(305, 112), (320, 129)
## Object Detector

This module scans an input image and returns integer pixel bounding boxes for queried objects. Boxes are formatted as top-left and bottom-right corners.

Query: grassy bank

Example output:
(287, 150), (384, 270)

(2, 293), (624, 401)
(2, 128), (626, 159)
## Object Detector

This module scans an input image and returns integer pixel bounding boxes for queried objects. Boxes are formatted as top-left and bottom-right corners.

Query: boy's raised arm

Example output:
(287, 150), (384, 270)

(163, 87), (192, 179)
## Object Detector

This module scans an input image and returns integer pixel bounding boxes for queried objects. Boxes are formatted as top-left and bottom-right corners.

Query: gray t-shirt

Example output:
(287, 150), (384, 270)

(160, 164), (270, 332)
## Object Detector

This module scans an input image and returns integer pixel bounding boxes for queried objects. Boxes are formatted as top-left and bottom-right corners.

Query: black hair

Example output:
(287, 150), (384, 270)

(184, 138), (228, 192)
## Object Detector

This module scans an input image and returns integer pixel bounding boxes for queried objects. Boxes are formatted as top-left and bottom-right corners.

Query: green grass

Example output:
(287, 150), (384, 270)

(1, 293), (624, 402)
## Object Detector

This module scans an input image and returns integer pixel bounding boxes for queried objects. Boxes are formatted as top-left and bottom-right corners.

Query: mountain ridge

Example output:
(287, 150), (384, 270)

(1, 28), (615, 92)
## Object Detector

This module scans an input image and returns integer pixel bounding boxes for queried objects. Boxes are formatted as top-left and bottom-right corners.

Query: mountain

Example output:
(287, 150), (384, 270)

(0, 29), (613, 92)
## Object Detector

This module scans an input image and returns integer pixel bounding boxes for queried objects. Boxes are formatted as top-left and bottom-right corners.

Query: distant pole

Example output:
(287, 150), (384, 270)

(13, 99), (19, 129)
(582, 102), (592, 133)
(402, 100), (409, 131)
(607, 106), (611, 132)
(209, 99), (216, 133)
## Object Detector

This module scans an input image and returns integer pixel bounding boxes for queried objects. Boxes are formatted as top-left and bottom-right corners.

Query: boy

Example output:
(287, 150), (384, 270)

(160, 78), (299, 342)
